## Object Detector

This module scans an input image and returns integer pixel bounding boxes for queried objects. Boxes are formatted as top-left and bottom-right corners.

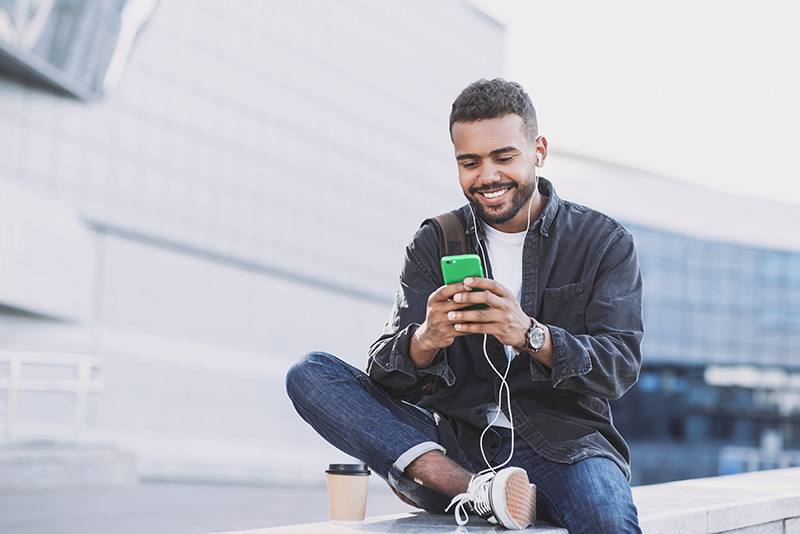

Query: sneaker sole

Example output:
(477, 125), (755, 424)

(500, 471), (536, 529)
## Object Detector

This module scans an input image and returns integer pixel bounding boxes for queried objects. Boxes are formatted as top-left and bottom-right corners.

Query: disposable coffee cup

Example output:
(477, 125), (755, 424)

(326, 463), (371, 523)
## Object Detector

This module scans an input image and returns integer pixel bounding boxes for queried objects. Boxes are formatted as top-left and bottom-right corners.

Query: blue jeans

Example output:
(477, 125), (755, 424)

(286, 351), (641, 534)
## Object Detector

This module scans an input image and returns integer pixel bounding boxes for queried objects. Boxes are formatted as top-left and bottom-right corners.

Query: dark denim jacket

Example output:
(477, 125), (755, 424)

(367, 178), (643, 479)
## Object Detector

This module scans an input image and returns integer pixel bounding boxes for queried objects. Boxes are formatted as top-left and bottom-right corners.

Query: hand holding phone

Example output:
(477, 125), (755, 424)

(440, 254), (489, 310)
(411, 254), (491, 364)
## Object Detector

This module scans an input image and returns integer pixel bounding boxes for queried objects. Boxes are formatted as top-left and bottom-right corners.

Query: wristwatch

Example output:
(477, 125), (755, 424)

(525, 318), (546, 352)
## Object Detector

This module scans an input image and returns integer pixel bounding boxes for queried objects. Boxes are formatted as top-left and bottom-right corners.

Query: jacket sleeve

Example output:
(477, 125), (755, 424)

(366, 223), (456, 400)
(544, 229), (644, 400)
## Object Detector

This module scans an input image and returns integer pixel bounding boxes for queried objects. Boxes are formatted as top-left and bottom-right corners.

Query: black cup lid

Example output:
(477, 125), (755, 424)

(326, 463), (370, 475)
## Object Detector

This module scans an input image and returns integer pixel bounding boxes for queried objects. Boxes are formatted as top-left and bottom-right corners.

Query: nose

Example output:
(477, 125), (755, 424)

(477, 160), (500, 184)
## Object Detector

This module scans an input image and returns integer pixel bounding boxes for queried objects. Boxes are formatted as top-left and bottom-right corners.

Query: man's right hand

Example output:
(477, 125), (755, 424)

(409, 282), (472, 367)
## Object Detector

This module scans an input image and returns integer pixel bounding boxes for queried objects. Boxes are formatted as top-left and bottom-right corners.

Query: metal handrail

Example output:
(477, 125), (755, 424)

(0, 351), (105, 438)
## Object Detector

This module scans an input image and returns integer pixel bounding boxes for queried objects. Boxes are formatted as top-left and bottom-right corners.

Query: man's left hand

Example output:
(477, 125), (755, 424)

(448, 277), (529, 347)
(448, 277), (554, 368)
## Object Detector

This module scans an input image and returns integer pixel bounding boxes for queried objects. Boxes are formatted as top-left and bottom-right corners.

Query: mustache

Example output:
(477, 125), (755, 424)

(469, 182), (517, 195)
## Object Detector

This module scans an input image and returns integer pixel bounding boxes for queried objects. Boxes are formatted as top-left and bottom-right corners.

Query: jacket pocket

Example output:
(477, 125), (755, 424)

(541, 282), (585, 334)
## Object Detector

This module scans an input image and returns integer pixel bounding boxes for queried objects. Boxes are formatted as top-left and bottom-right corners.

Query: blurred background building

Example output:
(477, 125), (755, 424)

(0, 0), (798, 490)
(0, 0), (503, 487)
(546, 156), (800, 484)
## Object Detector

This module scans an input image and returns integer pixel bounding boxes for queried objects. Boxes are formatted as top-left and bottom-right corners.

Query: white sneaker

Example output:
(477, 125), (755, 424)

(446, 467), (536, 530)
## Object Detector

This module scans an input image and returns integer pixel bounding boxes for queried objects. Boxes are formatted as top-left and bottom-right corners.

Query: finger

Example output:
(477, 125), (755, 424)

(463, 277), (512, 298)
(431, 282), (472, 303)
(447, 307), (495, 324)
(432, 296), (479, 318)
(453, 322), (490, 335)
(453, 288), (496, 309)
(428, 285), (458, 305)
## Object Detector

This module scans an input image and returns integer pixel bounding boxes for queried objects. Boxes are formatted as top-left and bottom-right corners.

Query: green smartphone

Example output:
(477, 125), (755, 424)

(440, 254), (489, 309)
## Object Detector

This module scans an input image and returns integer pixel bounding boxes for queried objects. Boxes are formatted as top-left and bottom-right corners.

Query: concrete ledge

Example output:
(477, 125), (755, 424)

(634, 467), (800, 534)
(209, 512), (567, 533)
(208, 467), (800, 533)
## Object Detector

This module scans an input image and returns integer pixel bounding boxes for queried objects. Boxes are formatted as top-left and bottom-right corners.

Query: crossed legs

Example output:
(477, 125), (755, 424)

(285, 351), (641, 532)
(285, 351), (465, 512)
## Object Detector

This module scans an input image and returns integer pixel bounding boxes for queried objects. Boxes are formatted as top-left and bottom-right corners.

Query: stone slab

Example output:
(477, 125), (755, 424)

(716, 521), (784, 534)
(786, 516), (800, 534)
(205, 467), (800, 534)
(633, 467), (800, 533)
(637, 508), (707, 534)
(207, 512), (568, 533)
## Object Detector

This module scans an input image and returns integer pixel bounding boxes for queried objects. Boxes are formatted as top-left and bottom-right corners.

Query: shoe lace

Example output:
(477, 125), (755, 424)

(445, 469), (496, 526)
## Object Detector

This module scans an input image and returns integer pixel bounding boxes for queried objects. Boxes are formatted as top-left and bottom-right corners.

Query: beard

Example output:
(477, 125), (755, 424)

(465, 174), (537, 226)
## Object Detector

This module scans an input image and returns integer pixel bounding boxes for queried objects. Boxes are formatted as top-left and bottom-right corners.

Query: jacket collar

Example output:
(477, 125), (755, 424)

(537, 176), (559, 237)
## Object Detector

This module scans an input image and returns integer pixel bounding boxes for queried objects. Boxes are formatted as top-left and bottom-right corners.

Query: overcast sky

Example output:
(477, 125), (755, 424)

(467, 0), (800, 206)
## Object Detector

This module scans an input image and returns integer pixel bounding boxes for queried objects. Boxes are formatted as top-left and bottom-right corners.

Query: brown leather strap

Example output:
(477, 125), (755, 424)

(431, 211), (468, 257)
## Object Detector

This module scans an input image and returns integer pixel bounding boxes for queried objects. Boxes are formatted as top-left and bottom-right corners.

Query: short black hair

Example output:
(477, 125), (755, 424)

(449, 78), (538, 141)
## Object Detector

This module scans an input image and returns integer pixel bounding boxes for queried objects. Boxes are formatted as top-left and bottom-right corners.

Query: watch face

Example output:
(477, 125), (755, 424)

(528, 325), (545, 350)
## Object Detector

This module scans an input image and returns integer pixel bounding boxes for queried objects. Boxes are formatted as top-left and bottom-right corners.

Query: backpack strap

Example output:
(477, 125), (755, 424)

(431, 210), (468, 257)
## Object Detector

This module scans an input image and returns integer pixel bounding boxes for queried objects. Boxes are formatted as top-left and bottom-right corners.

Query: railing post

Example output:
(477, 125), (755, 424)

(0, 352), (104, 438)
(6, 356), (21, 438)
(74, 359), (91, 435)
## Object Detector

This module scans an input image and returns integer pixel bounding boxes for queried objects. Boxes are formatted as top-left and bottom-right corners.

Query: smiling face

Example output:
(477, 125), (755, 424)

(452, 114), (547, 233)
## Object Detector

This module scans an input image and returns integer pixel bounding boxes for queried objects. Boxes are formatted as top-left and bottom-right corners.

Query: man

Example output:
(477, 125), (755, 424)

(286, 78), (643, 533)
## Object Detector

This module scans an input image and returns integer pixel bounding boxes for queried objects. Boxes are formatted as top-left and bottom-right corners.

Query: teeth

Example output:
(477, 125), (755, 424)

(483, 189), (508, 199)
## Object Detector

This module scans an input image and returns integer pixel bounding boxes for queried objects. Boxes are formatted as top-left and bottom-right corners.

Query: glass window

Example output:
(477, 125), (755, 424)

(760, 251), (791, 285)
(0, 0), (158, 101)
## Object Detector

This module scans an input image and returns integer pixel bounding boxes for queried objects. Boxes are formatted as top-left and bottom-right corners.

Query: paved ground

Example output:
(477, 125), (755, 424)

(0, 479), (416, 534)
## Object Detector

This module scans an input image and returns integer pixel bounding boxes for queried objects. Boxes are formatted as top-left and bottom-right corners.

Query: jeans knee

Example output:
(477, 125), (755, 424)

(285, 351), (352, 403)
(286, 351), (327, 401)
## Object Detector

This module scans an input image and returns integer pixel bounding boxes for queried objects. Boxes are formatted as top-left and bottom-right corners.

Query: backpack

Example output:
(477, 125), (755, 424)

(430, 210), (469, 258)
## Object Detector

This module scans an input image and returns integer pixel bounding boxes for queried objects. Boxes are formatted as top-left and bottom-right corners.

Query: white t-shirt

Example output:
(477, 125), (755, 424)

(482, 222), (526, 303)
(481, 222), (527, 428)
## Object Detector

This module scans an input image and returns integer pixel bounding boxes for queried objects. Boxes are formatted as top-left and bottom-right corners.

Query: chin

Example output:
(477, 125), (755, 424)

(474, 203), (516, 225)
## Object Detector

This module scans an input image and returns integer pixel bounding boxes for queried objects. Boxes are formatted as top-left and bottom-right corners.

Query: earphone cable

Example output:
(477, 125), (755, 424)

(473, 158), (538, 472)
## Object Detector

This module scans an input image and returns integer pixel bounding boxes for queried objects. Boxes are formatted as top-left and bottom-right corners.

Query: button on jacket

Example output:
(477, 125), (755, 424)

(367, 178), (644, 479)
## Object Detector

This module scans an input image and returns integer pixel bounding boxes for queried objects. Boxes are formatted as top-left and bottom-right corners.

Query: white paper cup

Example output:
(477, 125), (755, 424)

(326, 463), (371, 523)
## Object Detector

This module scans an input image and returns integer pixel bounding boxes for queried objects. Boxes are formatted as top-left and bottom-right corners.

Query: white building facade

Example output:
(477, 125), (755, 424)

(0, 0), (504, 484)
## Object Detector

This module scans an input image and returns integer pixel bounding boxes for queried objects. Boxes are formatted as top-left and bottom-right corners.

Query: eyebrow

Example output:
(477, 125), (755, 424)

(455, 146), (519, 161)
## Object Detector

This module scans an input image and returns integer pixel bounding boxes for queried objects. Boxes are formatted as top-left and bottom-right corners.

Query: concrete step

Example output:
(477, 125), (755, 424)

(0, 439), (138, 491)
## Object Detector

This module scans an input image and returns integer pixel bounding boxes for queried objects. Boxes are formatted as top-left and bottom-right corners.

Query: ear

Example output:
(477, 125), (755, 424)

(535, 136), (548, 167)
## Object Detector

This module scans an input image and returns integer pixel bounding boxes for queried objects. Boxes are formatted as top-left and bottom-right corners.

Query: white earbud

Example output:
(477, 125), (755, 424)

(536, 153), (543, 166)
